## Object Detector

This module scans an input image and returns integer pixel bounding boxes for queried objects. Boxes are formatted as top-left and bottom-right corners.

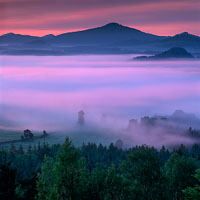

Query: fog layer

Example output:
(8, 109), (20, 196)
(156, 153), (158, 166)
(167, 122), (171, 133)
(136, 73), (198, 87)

(1, 55), (200, 147)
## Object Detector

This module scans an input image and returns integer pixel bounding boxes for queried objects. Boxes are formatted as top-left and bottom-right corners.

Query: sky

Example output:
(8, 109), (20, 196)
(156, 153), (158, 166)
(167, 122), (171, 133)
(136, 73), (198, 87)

(0, 0), (200, 36)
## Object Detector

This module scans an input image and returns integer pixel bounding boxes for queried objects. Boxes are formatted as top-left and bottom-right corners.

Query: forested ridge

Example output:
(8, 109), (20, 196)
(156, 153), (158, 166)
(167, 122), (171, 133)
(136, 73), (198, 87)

(0, 138), (200, 200)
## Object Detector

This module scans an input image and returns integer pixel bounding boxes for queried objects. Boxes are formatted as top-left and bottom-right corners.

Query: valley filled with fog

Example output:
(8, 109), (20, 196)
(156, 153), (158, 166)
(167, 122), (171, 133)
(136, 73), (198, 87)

(1, 55), (200, 147)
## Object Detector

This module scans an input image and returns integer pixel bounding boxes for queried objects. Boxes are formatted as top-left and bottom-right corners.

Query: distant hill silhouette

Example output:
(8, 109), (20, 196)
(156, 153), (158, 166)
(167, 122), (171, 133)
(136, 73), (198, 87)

(42, 34), (55, 39)
(0, 23), (199, 55)
(0, 33), (39, 44)
(134, 47), (194, 60)
(169, 110), (200, 128)
(154, 32), (200, 48)
(171, 110), (197, 121)
(50, 22), (161, 45)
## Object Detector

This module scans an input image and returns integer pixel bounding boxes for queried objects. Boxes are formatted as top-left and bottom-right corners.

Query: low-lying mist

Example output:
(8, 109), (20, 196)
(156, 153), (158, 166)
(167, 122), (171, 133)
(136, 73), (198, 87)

(2, 109), (198, 149)
(57, 111), (200, 149)
(1, 55), (200, 148)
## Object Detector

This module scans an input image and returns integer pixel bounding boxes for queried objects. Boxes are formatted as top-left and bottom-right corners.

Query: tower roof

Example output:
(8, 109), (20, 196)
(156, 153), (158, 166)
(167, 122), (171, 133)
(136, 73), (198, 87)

(78, 110), (84, 114)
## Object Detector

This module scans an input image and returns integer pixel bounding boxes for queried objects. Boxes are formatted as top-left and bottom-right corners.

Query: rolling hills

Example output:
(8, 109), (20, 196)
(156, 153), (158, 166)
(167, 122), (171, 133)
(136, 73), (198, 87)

(0, 22), (199, 55)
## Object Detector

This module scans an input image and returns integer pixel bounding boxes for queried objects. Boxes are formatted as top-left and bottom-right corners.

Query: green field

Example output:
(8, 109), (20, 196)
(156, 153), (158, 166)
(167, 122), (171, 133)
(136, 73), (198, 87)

(0, 127), (118, 150)
(0, 129), (66, 150)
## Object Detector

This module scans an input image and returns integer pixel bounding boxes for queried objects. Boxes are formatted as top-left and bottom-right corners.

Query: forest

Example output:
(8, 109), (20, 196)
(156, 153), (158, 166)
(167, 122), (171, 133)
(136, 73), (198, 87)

(0, 137), (200, 200)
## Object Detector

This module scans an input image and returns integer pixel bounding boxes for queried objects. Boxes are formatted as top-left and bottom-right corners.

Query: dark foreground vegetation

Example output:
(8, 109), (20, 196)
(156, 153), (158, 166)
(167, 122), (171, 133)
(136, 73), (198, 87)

(1, 138), (200, 200)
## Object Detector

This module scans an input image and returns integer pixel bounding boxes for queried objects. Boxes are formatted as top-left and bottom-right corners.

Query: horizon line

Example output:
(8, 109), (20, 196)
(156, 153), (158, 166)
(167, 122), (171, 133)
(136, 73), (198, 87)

(0, 22), (198, 38)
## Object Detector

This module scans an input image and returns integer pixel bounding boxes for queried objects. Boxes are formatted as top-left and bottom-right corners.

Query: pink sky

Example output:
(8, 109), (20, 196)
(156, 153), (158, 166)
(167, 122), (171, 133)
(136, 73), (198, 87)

(0, 0), (199, 36)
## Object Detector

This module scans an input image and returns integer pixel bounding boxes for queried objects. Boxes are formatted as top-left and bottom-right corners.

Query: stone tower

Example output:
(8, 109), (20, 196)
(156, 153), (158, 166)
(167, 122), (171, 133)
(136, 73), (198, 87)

(78, 110), (85, 125)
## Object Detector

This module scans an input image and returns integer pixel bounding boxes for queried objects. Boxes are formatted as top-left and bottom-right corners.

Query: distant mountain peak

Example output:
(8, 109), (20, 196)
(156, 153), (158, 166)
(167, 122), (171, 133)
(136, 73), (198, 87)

(167, 47), (188, 52)
(171, 110), (197, 120)
(99, 22), (141, 33)
(134, 47), (194, 60)
(173, 32), (199, 39)
(180, 32), (189, 35)
(42, 34), (55, 38)
(175, 32), (190, 37)
(103, 22), (123, 28)
(100, 22), (133, 30)
(2, 32), (15, 36)
(152, 47), (194, 58)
